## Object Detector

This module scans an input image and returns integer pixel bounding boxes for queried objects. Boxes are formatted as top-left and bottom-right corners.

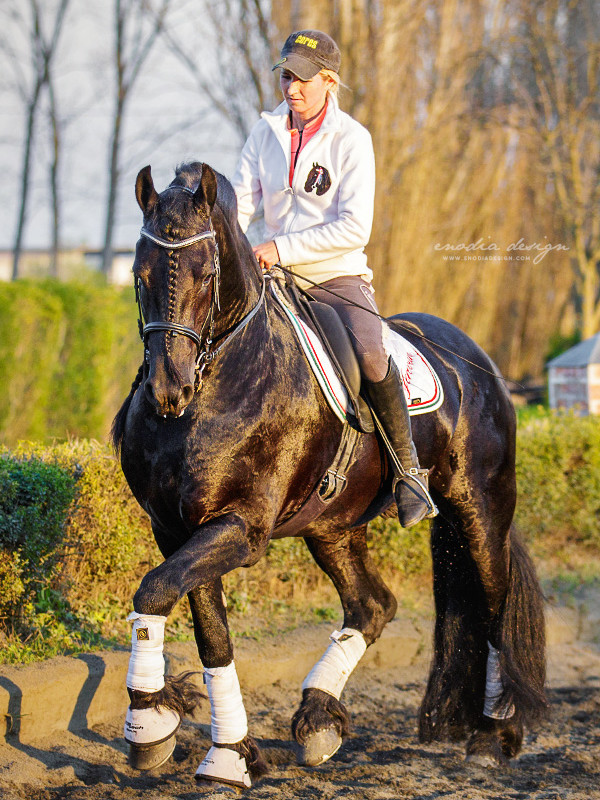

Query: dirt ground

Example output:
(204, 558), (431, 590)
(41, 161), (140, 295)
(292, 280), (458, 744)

(1, 635), (599, 800)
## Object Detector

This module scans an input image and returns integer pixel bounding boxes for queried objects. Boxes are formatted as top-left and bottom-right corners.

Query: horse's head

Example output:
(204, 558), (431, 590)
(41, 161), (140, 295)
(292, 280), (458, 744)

(133, 162), (220, 418)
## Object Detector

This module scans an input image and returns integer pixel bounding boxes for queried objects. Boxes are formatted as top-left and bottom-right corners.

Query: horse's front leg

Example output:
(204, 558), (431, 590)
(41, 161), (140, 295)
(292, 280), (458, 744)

(187, 580), (268, 788)
(124, 513), (267, 787)
(292, 527), (397, 766)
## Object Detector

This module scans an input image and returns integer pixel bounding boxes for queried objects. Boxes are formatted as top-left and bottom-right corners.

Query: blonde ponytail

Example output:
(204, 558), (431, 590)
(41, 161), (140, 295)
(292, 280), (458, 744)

(320, 69), (341, 96)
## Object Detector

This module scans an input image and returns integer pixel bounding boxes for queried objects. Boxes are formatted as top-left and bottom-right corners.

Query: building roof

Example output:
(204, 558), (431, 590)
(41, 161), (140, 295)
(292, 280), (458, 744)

(547, 333), (600, 368)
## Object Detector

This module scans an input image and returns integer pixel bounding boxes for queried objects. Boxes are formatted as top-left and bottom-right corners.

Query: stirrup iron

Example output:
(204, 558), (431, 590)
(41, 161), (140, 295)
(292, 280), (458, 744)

(393, 468), (438, 526)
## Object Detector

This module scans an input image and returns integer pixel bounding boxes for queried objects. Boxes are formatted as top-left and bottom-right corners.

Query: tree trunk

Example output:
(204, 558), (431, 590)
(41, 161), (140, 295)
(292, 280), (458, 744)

(101, 95), (124, 280)
(48, 78), (60, 278)
(12, 89), (41, 281)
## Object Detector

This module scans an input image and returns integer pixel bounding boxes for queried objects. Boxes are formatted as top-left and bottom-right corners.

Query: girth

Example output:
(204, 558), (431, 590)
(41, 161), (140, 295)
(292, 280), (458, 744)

(272, 423), (360, 538)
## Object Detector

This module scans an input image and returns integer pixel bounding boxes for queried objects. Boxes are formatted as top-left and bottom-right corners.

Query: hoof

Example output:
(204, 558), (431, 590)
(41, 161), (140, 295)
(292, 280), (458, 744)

(296, 726), (342, 767)
(128, 732), (177, 770)
(196, 745), (252, 789)
(465, 751), (507, 768)
(124, 704), (180, 771)
(465, 716), (522, 767)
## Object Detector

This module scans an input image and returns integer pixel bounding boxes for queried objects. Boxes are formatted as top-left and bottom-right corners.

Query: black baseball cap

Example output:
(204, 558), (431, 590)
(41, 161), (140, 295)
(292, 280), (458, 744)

(272, 30), (341, 81)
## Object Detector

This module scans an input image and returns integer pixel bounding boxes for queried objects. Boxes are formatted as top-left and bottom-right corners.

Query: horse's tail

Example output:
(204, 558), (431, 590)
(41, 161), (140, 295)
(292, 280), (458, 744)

(496, 528), (547, 722)
(111, 363), (144, 455)
(419, 520), (547, 742)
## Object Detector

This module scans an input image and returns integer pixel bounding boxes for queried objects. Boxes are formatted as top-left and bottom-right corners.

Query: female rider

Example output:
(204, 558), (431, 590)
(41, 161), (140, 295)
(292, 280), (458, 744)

(231, 29), (436, 528)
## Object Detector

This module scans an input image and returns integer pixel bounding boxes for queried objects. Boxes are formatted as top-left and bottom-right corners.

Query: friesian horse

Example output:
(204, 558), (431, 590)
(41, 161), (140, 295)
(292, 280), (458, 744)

(112, 162), (546, 789)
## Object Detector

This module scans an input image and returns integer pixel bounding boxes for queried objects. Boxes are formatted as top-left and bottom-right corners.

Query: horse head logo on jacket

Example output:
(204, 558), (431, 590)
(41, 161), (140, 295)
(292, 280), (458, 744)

(305, 162), (331, 196)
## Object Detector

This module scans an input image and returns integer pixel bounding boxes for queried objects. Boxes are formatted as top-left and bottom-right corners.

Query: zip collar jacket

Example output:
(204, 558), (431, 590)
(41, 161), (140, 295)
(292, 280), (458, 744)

(231, 93), (375, 286)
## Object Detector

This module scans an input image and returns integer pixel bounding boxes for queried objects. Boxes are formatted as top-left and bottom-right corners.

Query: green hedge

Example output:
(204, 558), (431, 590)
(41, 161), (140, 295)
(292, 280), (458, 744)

(0, 279), (142, 445)
(515, 411), (600, 553)
(1, 410), (599, 664)
(0, 441), (156, 662)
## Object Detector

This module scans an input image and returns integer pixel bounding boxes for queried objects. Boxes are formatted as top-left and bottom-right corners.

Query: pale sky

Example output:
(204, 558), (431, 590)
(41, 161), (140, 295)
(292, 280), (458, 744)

(0, 1), (249, 251)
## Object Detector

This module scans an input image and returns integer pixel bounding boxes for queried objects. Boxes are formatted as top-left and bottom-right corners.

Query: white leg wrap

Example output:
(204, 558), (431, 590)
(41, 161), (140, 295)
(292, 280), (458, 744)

(196, 745), (251, 788)
(483, 641), (515, 719)
(124, 706), (180, 744)
(126, 611), (167, 692)
(204, 661), (248, 744)
(302, 628), (367, 700)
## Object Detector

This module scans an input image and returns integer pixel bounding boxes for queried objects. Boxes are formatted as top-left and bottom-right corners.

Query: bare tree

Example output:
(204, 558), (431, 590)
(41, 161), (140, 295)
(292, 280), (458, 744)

(101, 0), (173, 278)
(268, 1), (589, 378)
(1, 0), (71, 280)
(46, 56), (62, 277)
(163, 0), (277, 143)
(506, 0), (600, 339)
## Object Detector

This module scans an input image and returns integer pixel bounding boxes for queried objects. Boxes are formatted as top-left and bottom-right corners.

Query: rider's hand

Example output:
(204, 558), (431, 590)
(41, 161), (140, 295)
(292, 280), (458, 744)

(253, 241), (280, 271)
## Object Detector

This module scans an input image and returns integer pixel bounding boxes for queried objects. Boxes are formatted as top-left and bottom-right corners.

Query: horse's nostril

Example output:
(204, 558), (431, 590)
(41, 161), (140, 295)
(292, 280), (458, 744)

(144, 380), (156, 405)
(181, 384), (194, 406)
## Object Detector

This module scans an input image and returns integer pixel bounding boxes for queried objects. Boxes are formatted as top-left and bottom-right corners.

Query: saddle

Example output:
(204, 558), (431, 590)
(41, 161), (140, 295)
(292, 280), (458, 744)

(269, 271), (444, 536)
(281, 277), (375, 434)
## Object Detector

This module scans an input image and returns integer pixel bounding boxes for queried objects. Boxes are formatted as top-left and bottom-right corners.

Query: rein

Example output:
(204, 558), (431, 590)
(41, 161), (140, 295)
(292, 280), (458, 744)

(274, 265), (517, 387)
(136, 216), (265, 391)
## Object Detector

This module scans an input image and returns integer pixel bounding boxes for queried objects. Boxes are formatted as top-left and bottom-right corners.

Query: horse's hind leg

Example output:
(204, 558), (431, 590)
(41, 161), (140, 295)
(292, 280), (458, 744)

(420, 475), (547, 764)
(292, 526), (397, 766)
(187, 580), (268, 787)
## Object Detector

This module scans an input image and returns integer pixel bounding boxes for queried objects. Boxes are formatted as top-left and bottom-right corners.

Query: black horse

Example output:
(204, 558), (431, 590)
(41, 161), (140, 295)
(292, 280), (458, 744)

(113, 161), (546, 789)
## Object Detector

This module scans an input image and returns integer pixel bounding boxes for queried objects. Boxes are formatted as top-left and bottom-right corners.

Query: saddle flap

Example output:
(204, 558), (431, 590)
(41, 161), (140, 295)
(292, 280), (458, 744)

(291, 294), (374, 434)
(308, 302), (360, 395)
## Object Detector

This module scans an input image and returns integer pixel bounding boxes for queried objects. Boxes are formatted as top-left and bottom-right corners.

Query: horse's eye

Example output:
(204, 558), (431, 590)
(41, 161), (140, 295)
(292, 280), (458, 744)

(201, 273), (213, 287)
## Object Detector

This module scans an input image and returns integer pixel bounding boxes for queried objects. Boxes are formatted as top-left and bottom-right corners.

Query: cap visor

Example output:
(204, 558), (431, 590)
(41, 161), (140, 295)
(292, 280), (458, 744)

(271, 54), (321, 81)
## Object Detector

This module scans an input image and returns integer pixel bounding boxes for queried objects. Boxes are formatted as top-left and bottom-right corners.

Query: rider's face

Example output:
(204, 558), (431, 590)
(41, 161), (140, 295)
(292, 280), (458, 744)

(280, 70), (331, 123)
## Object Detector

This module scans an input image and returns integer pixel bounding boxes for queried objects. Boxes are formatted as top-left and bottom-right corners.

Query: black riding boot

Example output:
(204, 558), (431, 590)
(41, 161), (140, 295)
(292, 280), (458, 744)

(365, 359), (438, 527)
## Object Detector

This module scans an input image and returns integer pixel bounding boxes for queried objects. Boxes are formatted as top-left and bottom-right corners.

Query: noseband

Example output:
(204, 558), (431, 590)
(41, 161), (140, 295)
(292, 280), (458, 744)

(136, 199), (265, 391)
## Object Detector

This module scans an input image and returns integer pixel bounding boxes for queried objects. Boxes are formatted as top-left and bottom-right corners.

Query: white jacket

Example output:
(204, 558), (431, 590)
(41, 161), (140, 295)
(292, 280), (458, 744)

(231, 93), (375, 286)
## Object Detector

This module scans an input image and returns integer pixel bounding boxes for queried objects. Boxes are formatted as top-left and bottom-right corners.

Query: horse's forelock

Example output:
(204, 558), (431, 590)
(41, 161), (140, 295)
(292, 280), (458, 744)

(169, 162), (238, 222)
(172, 161), (204, 191)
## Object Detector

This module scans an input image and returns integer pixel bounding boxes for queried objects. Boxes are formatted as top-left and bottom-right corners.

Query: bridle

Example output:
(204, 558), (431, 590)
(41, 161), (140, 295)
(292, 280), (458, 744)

(135, 193), (265, 392)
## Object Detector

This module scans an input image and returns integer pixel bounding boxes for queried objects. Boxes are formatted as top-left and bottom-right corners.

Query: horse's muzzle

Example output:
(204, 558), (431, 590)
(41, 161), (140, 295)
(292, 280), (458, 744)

(144, 374), (195, 418)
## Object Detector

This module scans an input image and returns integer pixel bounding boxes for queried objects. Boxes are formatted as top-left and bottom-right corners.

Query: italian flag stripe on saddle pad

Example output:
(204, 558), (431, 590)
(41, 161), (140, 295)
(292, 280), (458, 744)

(271, 283), (444, 424)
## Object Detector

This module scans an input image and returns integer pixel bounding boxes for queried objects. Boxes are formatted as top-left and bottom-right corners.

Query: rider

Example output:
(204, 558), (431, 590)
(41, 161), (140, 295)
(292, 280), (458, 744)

(231, 29), (437, 528)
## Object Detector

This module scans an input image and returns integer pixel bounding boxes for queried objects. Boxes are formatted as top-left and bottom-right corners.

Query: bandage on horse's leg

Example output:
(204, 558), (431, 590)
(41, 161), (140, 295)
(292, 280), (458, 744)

(125, 611), (204, 770)
(188, 582), (268, 787)
(292, 527), (397, 766)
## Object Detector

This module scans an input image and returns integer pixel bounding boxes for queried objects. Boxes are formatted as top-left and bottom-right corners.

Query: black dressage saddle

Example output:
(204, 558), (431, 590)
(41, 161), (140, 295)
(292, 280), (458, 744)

(281, 277), (375, 434)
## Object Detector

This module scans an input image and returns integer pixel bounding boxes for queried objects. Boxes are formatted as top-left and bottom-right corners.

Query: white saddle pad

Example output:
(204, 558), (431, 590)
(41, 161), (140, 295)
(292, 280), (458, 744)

(271, 283), (444, 425)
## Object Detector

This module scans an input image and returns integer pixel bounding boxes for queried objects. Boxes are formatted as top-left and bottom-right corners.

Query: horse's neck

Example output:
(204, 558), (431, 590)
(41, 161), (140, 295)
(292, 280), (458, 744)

(210, 230), (264, 353)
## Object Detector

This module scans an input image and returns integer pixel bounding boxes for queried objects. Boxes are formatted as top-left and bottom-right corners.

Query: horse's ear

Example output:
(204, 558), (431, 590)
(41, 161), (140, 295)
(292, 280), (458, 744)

(135, 165), (158, 214)
(193, 164), (218, 211)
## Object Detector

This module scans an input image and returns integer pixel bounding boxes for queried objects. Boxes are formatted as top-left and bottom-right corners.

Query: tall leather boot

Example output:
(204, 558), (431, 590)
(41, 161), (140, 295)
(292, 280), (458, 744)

(364, 359), (438, 527)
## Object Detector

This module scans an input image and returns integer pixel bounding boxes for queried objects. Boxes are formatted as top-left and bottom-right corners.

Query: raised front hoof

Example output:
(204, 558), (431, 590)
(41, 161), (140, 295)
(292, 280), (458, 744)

(295, 726), (342, 767)
(195, 746), (252, 790)
(128, 733), (177, 771)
